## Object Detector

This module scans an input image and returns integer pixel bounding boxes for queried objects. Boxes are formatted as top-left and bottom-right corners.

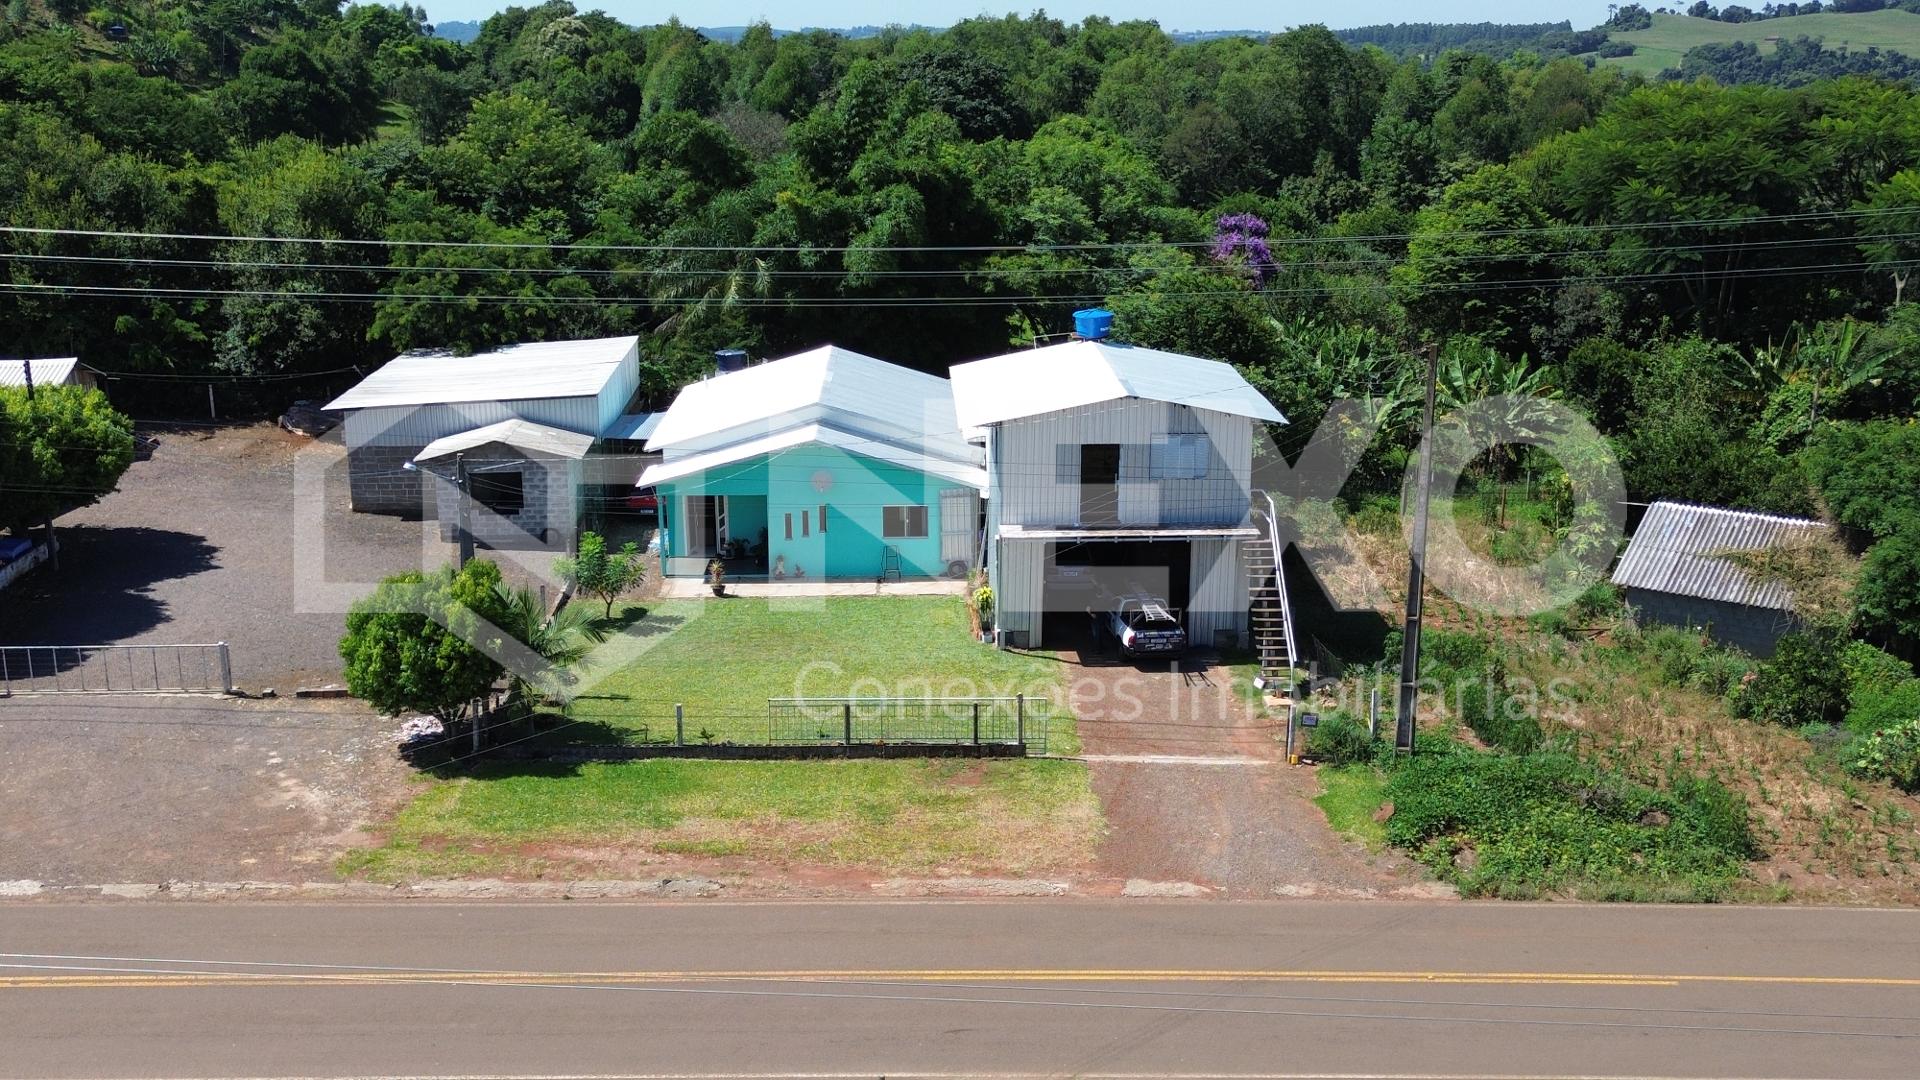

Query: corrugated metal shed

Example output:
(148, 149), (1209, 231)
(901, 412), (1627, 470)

(644, 345), (973, 463)
(638, 423), (988, 492)
(949, 339), (1286, 435)
(413, 419), (595, 462)
(0, 358), (81, 388)
(325, 336), (639, 411)
(1611, 501), (1827, 612)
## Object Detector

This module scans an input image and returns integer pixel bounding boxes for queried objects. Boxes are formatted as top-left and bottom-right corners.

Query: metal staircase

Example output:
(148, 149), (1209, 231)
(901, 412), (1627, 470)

(1247, 491), (1302, 757)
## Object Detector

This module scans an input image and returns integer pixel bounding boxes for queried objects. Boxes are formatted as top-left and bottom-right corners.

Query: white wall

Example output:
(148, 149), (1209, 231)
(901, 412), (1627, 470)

(991, 399), (1254, 529)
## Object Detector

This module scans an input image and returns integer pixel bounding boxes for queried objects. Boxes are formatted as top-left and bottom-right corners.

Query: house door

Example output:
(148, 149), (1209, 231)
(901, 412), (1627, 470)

(1080, 444), (1120, 525)
(685, 495), (726, 555)
(940, 488), (979, 574)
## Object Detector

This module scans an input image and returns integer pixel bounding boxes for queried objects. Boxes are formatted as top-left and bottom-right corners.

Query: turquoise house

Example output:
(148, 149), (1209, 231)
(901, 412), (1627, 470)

(639, 346), (987, 581)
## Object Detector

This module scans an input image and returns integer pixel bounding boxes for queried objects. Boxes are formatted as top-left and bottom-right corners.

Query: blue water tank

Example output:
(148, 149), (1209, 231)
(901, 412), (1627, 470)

(714, 348), (750, 373)
(1073, 308), (1114, 340)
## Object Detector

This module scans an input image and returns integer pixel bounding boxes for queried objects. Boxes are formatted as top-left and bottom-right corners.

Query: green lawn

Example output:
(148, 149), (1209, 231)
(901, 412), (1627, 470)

(1602, 10), (1920, 76)
(344, 595), (1098, 882)
(1313, 765), (1391, 853)
(568, 595), (1079, 754)
(340, 757), (1101, 881)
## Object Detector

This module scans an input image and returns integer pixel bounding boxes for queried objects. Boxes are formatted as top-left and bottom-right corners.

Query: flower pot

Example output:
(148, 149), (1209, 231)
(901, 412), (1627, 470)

(710, 584), (725, 597)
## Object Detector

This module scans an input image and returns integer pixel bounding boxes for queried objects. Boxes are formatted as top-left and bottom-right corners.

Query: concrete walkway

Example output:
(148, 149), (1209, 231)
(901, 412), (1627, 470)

(658, 577), (966, 598)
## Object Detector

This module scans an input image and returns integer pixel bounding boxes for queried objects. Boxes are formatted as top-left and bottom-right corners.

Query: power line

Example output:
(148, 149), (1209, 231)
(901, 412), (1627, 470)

(3, 204), (1914, 253)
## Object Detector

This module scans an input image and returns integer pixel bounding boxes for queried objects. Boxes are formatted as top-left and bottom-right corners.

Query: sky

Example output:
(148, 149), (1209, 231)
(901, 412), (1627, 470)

(425, 0), (1617, 33)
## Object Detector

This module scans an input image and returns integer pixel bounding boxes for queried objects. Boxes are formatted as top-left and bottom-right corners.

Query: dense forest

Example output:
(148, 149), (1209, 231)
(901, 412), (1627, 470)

(2, 4), (1918, 553)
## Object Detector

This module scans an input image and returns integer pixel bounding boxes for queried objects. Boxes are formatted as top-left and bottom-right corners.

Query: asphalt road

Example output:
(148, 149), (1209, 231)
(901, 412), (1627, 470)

(3, 901), (1918, 1079)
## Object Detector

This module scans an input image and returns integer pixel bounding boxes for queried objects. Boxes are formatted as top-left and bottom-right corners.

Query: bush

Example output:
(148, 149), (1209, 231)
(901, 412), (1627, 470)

(1570, 581), (1624, 623)
(1844, 718), (1920, 792)
(1308, 711), (1378, 765)
(1422, 628), (1490, 673)
(1841, 641), (1916, 698)
(1844, 681), (1920, 737)
(1457, 677), (1544, 753)
(1733, 631), (1850, 725)
(1383, 747), (1753, 898)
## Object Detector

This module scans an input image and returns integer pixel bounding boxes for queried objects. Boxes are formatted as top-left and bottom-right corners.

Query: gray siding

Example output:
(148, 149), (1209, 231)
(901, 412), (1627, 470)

(1625, 587), (1800, 659)
(993, 538), (1046, 648)
(992, 400), (1254, 529)
(1188, 538), (1248, 649)
(343, 396), (606, 449)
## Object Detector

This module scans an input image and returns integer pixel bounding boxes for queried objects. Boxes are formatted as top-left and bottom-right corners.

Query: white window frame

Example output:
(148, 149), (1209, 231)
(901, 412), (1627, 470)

(1151, 433), (1209, 480)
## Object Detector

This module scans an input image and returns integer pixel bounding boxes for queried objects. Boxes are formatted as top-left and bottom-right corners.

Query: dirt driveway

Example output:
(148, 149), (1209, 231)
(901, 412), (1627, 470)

(0, 696), (411, 885)
(1063, 648), (1422, 897)
(2, 424), (452, 689)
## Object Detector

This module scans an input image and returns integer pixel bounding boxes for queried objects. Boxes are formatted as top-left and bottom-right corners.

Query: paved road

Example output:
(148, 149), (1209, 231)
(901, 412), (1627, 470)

(2, 900), (1916, 1078)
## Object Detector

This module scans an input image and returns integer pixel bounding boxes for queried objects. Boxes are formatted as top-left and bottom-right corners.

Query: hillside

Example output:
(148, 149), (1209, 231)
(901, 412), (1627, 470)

(1603, 9), (1920, 75)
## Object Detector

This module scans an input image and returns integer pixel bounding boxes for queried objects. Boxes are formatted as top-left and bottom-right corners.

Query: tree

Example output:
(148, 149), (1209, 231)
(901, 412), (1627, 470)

(0, 384), (135, 535)
(488, 581), (608, 705)
(1855, 519), (1920, 645)
(555, 531), (646, 617)
(1803, 421), (1920, 538)
(339, 561), (507, 721)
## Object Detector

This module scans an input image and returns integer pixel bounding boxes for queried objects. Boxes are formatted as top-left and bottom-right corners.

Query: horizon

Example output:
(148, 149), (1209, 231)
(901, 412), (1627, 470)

(423, 1), (1618, 34)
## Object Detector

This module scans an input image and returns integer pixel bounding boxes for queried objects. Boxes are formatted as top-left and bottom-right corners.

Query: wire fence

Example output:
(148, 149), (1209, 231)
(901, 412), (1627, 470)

(0, 643), (232, 696)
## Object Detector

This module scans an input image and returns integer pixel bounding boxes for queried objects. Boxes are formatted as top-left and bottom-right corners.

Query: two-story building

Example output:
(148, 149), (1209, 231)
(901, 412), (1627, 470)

(950, 334), (1286, 650)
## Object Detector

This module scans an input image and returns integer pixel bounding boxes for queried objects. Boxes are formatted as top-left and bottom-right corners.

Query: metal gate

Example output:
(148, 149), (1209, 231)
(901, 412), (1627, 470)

(0, 643), (232, 696)
(940, 488), (978, 575)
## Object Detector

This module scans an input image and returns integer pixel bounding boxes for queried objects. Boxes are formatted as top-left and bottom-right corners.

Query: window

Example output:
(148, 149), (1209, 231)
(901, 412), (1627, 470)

(819, 504), (828, 533)
(1151, 433), (1209, 480)
(883, 505), (928, 538)
(784, 513), (793, 540)
(801, 510), (810, 537)
(471, 471), (524, 516)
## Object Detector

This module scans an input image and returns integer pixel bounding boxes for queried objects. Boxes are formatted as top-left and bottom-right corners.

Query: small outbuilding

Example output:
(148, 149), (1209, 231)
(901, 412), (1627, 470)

(323, 336), (641, 521)
(0, 357), (102, 394)
(1610, 500), (1828, 658)
(411, 419), (596, 551)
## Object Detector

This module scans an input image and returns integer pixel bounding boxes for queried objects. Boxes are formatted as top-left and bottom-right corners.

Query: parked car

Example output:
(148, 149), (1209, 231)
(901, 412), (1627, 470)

(626, 487), (659, 513)
(279, 399), (339, 437)
(1102, 593), (1188, 658)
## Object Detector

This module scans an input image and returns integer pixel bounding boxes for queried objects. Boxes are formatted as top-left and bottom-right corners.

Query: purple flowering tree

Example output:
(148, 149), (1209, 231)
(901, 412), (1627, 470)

(1211, 212), (1277, 286)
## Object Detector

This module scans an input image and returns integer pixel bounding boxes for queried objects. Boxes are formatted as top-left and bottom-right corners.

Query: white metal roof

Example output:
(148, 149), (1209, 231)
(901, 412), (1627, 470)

(1611, 501), (1827, 611)
(637, 422), (988, 493)
(605, 412), (662, 441)
(998, 524), (1259, 541)
(0, 358), (82, 388)
(644, 345), (972, 460)
(414, 419), (596, 463)
(949, 339), (1286, 434)
(324, 336), (639, 411)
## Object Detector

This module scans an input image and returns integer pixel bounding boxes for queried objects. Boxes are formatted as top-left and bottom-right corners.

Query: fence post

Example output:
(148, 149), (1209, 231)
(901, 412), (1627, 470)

(1016, 693), (1025, 748)
(843, 702), (853, 747)
(675, 703), (684, 746)
(471, 703), (482, 755)
(216, 642), (232, 693)
(972, 702), (980, 746)
(1369, 688), (1379, 739)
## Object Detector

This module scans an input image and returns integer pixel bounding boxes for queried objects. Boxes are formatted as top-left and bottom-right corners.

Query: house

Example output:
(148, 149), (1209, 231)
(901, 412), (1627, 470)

(950, 330), (1286, 651)
(323, 337), (642, 544)
(1, 358), (101, 394)
(639, 346), (987, 580)
(1610, 500), (1827, 658)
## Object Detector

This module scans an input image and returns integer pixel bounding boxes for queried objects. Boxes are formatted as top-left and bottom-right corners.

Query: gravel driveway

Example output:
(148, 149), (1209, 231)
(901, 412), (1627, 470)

(1064, 649), (1422, 897)
(1, 424), (447, 689)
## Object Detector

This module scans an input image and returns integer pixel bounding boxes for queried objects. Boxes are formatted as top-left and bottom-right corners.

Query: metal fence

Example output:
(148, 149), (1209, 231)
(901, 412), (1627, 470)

(0, 643), (232, 696)
(763, 696), (1045, 751)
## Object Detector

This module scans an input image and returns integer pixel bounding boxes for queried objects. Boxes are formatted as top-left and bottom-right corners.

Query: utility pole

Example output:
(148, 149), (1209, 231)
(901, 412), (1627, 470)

(1395, 343), (1440, 754)
(455, 453), (474, 569)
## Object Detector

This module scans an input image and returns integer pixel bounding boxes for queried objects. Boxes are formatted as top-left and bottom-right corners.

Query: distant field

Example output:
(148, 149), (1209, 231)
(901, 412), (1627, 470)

(1600, 10), (1920, 76)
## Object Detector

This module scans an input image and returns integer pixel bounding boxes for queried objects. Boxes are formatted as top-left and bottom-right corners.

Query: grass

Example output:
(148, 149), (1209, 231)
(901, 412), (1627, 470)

(1601, 10), (1920, 75)
(338, 757), (1101, 881)
(569, 595), (1079, 754)
(1313, 766), (1390, 852)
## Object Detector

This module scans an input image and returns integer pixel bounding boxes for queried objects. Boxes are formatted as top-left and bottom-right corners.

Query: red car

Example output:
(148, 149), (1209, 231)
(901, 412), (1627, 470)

(626, 488), (659, 513)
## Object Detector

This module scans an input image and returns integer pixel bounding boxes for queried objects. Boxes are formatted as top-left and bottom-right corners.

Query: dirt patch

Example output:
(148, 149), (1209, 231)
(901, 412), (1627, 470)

(0, 696), (413, 885)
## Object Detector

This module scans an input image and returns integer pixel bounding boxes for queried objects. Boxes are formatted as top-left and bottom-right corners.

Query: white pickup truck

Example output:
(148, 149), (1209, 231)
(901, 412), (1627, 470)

(1101, 593), (1188, 658)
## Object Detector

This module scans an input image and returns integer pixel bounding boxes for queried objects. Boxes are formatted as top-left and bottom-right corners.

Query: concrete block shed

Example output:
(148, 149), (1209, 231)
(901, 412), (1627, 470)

(1610, 500), (1827, 658)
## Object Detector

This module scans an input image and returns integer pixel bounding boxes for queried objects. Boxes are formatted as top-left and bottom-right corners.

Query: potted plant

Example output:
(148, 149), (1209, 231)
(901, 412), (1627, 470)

(706, 558), (727, 597)
(773, 553), (787, 579)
